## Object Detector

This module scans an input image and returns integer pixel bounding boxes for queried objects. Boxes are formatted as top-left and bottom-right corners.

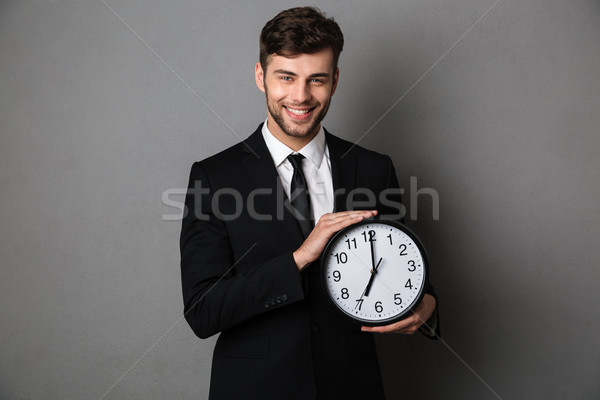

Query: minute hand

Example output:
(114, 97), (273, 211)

(370, 232), (376, 272)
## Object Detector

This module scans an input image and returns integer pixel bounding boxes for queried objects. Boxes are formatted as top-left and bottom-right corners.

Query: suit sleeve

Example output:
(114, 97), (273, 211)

(382, 156), (441, 339)
(180, 162), (305, 339)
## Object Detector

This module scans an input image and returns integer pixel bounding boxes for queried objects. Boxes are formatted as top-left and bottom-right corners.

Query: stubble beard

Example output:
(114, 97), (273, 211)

(264, 85), (331, 139)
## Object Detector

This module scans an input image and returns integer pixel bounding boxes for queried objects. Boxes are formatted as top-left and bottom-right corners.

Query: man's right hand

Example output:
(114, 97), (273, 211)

(293, 210), (377, 271)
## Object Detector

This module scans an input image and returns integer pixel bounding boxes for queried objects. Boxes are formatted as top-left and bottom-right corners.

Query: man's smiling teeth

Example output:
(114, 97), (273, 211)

(285, 106), (312, 115)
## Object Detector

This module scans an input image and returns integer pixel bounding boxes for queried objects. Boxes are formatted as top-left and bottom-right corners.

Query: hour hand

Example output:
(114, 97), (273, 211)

(363, 257), (382, 297)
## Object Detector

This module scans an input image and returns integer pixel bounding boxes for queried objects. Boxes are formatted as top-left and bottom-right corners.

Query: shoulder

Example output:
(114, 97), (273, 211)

(325, 130), (394, 166)
(190, 124), (264, 175)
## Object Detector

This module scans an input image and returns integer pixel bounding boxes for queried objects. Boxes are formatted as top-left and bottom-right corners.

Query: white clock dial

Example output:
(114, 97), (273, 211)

(322, 220), (427, 326)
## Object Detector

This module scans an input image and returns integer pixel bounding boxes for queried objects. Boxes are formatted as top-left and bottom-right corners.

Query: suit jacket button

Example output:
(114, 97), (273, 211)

(264, 302), (270, 309)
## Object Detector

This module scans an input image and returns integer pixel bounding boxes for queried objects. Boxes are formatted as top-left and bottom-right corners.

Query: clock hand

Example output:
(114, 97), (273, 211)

(369, 231), (376, 270)
(364, 230), (377, 297)
(363, 257), (383, 298)
(374, 257), (382, 272)
(362, 231), (378, 299)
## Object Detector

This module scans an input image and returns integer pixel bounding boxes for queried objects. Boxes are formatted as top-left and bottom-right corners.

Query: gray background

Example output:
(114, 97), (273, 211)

(1, 0), (598, 399)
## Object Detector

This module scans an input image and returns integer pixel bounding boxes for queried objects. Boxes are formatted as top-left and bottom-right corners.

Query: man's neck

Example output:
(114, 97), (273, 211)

(266, 118), (320, 152)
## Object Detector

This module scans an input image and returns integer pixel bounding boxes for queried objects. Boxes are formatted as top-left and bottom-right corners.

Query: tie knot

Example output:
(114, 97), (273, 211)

(287, 153), (305, 171)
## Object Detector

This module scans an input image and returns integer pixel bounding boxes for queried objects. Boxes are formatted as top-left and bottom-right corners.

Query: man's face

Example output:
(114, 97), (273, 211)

(255, 48), (339, 146)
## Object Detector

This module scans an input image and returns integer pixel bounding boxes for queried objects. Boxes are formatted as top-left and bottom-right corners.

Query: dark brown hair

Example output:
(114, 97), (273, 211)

(259, 7), (344, 73)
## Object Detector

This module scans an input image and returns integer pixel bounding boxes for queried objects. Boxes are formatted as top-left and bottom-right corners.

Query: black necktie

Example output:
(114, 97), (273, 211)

(287, 154), (313, 238)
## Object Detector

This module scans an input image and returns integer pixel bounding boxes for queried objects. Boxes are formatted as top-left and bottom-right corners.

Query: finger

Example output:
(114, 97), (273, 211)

(316, 211), (376, 228)
(343, 210), (377, 218)
(328, 210), (377, 220)
(361, 322), (419, 334)
(326, 214), (368, 232)
(331, 210), (377, 226)
(361, 313), (422, 334)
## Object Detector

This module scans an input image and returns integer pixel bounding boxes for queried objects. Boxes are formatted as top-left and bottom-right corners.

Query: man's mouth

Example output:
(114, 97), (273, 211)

(283, 105), (316, 118)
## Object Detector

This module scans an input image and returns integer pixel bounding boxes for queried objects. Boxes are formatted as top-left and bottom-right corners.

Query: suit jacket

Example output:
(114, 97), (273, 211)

(180, 123), (436, 400)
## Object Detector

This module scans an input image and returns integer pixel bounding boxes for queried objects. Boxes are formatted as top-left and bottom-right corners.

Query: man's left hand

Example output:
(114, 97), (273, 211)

(360, 293), (436, 334)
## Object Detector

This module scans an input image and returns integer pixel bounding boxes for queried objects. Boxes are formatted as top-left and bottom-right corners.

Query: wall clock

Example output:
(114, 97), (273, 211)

(321, 219), (428, 326)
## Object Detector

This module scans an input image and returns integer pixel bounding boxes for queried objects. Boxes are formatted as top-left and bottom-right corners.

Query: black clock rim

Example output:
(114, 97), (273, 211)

(319, 218), (429, 327)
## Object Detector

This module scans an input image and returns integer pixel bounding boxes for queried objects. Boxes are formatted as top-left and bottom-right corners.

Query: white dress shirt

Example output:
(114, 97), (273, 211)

(261, 120), (334, 223)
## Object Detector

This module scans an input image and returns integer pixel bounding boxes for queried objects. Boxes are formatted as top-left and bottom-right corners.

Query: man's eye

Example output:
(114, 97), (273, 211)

(282, 76), (292, 81)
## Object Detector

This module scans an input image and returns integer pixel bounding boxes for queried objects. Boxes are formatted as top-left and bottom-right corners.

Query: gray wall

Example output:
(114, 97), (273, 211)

(1, 0), (598, 399)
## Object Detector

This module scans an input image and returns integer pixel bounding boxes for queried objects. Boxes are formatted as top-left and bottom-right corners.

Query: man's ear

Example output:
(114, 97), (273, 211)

(331, 67), (339, 96)
(255, 62), (265, 93)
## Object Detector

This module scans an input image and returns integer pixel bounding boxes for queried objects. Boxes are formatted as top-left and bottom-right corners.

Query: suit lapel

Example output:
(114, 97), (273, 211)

(325, 130), (357, 213)
(241, 125), (305, 243)
(240, 125), (279, 197)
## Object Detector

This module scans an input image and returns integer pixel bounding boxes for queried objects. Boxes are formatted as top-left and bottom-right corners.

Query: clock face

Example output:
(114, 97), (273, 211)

(321, 220), (428, 326)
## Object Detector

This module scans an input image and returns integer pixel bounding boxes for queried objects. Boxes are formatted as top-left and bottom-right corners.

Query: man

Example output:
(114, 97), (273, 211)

(180, 7), (438, 399)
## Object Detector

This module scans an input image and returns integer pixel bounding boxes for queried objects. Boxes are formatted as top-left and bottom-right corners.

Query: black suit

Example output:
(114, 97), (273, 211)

(180, 124), (434, 399)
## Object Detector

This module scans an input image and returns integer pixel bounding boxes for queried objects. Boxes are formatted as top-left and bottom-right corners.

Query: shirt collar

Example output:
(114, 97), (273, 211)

(261, 118), (326, 169)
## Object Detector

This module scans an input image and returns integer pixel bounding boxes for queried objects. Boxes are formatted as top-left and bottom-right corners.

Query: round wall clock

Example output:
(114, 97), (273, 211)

(321, 219), (428, 326)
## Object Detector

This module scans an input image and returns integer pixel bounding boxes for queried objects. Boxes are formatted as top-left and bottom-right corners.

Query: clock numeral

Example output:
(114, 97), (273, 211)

(375, 301), (383, 313)
(394, 293), (402, 305)
(399, 244), (408, 256)
(332, 270), (341, 282)
(407, 260), (416, 272)
(345, 238), (357, 249)
(405, 279), (413, 289)
(354, 298), (363, 310)
(341, 288), (349, 299)
(387, 234), (393, 245)
(362, 230), (376, 242)
(333, 252), (348, 264)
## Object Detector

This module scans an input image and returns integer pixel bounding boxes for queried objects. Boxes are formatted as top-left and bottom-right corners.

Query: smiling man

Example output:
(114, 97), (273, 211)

(181, 7), (438, 400)
(257, 48), (338, 146)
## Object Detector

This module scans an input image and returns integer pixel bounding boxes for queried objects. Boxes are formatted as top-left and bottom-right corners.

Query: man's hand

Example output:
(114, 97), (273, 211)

(293, 210), (377, 271)
(360, 293), (436, 334)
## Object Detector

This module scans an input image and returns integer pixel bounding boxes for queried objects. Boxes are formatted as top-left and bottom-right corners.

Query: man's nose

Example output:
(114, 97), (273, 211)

(291, 81), (311, 104)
